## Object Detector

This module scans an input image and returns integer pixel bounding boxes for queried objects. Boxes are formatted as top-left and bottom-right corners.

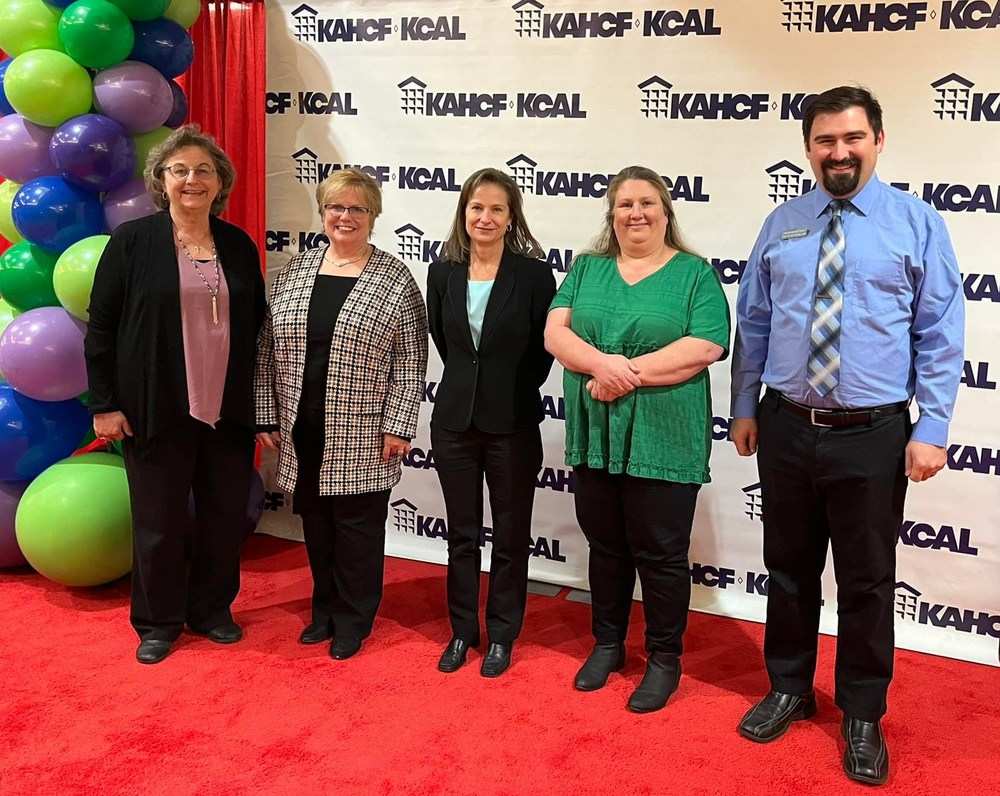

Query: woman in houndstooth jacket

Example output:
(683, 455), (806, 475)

(255, 169), (428, 660)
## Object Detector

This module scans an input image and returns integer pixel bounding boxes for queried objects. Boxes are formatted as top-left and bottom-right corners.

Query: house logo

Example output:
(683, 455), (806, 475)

(291, 3), (319, 41)
(390, 498), (418, 534)
(742, 482), (764, 521)
(292, 147), (320, 184)
(394, 224), (425, 261)
(638, 76), (672, 118)
(513, 0), (544, 37)
(766, 160), (806, 204)
(894, 581), (921, 621)
(778, 1), (930, 33)
(893, 580), (1000, 638)
(932, 74), (974, 120)
(398, 76), (427, 115)
(780, 0), (815, 31)
(506, 154), (538, 194)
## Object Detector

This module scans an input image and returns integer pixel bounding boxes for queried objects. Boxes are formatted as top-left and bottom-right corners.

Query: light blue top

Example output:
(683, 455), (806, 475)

(467, 279), (495, 349)
(731, 174), (965, 446)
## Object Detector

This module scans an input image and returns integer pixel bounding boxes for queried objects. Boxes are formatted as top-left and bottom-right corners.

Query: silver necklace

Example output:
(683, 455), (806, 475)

(323, 245), (370, 269)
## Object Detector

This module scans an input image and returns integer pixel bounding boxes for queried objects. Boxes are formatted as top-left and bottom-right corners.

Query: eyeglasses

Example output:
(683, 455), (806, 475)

(323, 204), (371, 217)
(164, 164), (216, 179)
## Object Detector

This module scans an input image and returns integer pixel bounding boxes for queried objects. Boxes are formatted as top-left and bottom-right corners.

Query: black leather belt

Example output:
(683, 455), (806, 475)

(774, 391), (909, 428)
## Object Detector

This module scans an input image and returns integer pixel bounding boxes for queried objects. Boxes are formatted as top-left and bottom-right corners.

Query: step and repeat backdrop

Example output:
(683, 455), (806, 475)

(263, 0), (999, 665)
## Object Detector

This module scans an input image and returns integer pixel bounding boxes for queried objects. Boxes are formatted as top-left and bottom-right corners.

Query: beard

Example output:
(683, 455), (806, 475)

(821, 158), (861, 197)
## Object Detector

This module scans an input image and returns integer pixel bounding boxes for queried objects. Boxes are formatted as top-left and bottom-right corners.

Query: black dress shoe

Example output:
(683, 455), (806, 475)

(842, 717), (889, 785)
(574, 642), (626, 691)
(738, 690), (817, 742)
(329, 637), (362, 660)
(299, 622), (333, 645)
(438, 637), (476, 673)
(626, 652), (681, 713)
(190, 621), (243, 644)
(136, 639), (172, 664)
(480, 641), (513, 677)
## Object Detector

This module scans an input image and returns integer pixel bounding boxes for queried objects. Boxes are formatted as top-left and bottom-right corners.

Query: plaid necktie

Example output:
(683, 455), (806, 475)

(807, 200), (847, 396)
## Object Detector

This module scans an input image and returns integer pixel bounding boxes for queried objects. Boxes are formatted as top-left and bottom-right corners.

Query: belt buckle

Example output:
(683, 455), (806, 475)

(810, 407), (835, 427)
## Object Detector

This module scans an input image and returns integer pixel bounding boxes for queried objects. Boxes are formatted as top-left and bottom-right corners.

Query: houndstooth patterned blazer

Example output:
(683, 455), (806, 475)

(255, 245), (428, 495)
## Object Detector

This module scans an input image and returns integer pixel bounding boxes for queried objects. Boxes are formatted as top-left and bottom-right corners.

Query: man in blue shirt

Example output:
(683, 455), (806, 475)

(730, 86), (964, 786)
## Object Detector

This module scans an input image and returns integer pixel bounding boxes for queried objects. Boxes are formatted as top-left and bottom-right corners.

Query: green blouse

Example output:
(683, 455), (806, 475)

(549, 252), (730, 484)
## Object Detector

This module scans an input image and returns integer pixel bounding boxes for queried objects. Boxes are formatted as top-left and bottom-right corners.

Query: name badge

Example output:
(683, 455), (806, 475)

(781, 228), (809, 240)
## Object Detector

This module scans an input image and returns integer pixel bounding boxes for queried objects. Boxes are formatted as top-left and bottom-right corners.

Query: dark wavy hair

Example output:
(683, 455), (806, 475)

(802, 85), (883, 143)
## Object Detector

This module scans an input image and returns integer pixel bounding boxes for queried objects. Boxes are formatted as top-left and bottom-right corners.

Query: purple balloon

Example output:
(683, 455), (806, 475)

(164, 80), (188, 128)
(103, 177), (157, 231)
(0, 115), (57, 184)
(93, 61), (173, 135)
(50, 114), (135, 194)
(0, 481), (29, 568)
(0, 308), (88, 401)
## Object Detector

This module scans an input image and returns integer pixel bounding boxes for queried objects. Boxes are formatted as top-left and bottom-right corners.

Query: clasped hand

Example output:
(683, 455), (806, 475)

(586, 354), (641, 402)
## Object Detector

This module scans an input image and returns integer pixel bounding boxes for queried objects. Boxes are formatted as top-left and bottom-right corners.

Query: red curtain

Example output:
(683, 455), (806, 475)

(179, 1), (267, 267)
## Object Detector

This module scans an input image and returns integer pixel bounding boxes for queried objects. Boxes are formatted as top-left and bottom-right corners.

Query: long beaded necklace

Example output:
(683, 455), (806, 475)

(176, 231), (221, 324)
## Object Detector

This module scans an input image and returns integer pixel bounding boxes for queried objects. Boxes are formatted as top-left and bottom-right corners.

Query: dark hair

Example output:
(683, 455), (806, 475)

(441, 168), (544, 263)
(802, 85), (883, 143)
(146, 124), (236, 216)
(584, 165), (697, 259)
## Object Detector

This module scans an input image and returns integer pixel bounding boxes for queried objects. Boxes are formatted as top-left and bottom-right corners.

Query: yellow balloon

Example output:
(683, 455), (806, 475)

(0, 181), (23, 245)
(164, 0), (202, 29)
(0, 0), (62, 57)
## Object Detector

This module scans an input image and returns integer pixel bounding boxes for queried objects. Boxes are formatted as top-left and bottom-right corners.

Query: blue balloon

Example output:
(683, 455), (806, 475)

(11, 177), (105, 254)
(50, 114), (136, 193)
(0, 59), (14, 117)
(0, 383), (91, 482)
(43, 1), (77, 7)
(130, 19), (195, 79)
(164, 79), (188, 128)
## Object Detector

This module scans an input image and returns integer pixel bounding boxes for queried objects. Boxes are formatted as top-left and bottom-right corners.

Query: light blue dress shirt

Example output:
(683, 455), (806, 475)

(731, 174), (965, 446)
(467, 279), (494, 349)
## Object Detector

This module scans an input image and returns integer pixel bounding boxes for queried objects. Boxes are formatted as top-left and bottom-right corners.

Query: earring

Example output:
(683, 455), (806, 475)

(506, 223), (512, 232)
(162, 191), (168, 201)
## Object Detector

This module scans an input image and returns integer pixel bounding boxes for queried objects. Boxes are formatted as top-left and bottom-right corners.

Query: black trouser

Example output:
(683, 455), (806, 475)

(756, 389), (909, 721)
(573, 465), (701, 656)
(122, 416), (255, 643)
(431, 424), (544, 644)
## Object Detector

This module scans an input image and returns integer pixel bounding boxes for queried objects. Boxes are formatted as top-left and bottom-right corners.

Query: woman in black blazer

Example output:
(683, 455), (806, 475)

(85, 125), (266, 665)
(426, 168), (556, 677)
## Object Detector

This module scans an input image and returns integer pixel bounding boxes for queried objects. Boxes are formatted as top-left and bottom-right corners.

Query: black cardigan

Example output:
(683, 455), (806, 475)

(426, 249), (556, 433)
(85, 211), (266, 442)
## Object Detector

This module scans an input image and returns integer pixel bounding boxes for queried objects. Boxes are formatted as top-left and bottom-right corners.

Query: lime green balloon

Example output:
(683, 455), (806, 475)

(5, 49), (93, 127)
(109, 0), (168, 21)
(16, 453), (132, 587)
(54, 234), (109, 321)
(0, 240), (60, 312)
(164, 0), (200, 29)
(58, 0), (135, 70)
(0, 0), (62, 57)
(132, 126), (171, 179)
(0, 182), (23, 245)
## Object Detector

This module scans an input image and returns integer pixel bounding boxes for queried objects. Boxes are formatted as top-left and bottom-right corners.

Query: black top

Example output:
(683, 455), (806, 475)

(426, 249), (557, 433)
(298, 275), (358, 427)
(85, 211), (266, 442)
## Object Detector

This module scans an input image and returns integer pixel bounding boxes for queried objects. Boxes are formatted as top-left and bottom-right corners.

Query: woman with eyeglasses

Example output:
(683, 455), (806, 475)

(85, 125), (266, 665)
(255, 169), (427, 661)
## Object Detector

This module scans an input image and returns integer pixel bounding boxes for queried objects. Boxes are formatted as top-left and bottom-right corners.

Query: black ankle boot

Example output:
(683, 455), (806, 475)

(627, 652), (680, 713)
(574, 642), (626, 691)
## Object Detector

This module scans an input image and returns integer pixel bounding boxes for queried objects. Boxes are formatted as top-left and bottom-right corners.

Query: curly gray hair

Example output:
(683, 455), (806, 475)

(144, 124), (236, 216)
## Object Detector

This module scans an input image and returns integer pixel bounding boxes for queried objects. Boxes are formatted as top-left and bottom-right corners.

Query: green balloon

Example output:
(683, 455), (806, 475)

(5, 49), (93, 127)
(16, 453), (133, 587)
(0, 0), (62, 57)
(0, 240), (60, 312)
(0, 181), (23, 245)
(132, 126), (171, 179)
(54, 234), (109, 321)
(58, 0), (135, 70)
(164, 0), (200, 28)
(108, 0), (168, 21)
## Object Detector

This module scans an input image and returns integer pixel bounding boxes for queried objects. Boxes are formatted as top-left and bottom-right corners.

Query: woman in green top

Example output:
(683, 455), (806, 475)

(545, 165), (730, 713)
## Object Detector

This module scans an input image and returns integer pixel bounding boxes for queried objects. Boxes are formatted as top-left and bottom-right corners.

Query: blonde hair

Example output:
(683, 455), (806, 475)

(315, 169), (383, 231)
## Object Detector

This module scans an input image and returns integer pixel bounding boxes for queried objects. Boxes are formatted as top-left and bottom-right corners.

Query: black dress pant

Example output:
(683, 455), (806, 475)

(756, 389), (909, 721)
(431, 424), (543, 644)
(573, 465), (701, 656)
(122, 416), (255, 642)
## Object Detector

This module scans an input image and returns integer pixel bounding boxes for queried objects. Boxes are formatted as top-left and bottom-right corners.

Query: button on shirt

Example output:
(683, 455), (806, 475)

(731, 174), (965, 446)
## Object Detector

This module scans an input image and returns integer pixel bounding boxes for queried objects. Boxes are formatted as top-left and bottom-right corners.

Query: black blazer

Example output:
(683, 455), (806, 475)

(85, 211), (266, 442)
(426, 249), (556, 433)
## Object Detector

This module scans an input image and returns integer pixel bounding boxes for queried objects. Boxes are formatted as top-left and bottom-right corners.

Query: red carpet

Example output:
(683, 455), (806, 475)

(1, 535), (997, 796)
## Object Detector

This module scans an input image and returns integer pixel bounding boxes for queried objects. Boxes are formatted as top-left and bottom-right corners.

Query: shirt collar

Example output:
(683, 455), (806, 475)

(811, 172), (882, 218)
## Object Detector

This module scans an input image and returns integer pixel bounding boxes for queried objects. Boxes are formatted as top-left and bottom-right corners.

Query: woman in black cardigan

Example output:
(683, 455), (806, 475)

(427, 168), (556, 677)
(85, 125), (266, 665)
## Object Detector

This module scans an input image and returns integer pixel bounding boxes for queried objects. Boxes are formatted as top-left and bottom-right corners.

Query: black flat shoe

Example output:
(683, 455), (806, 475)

(438, 637), (476, 673)
(738, 691), (817, 742)
(299, 621), (333, 645)
(574, 642), (626, 691)
(842, 717), (889, 785)
(626, 652), (681, 713)
(480, 641), (513, 678)
(136, 639), (172, 664)
(190, 621), (243, 644)
(329, 637), (362, 660)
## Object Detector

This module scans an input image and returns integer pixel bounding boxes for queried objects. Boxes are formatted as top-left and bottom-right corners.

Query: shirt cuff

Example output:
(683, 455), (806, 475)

(731, 394), (760, 419)
(911, 416), (949, 447)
